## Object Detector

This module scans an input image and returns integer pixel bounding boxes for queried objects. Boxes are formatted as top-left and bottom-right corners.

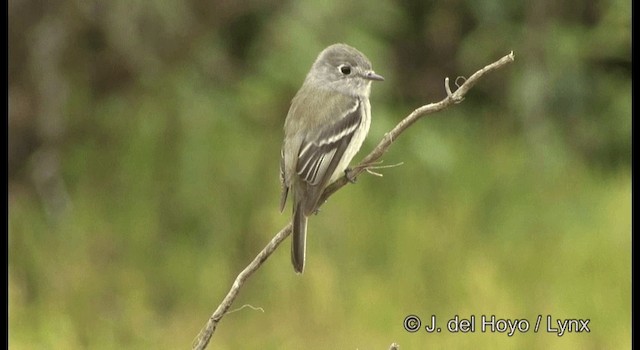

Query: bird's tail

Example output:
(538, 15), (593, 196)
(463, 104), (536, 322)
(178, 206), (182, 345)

(291, 201), (308, 274)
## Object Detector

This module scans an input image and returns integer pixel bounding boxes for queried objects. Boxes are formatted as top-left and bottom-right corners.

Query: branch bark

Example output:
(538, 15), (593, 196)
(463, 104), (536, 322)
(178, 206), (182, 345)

(192, 51), (515, 350)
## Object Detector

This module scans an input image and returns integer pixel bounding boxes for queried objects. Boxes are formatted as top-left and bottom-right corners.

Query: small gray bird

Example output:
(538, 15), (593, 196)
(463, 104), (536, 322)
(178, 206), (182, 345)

(279, 43), (384, 273)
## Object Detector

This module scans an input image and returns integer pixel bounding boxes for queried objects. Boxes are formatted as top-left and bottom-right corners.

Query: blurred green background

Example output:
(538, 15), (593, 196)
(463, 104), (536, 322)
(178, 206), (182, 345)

(9, 0), (630, 349)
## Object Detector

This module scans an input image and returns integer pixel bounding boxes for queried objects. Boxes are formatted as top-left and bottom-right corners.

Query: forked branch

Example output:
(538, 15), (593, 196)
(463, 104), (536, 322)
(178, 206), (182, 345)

(192, 51), (515, 350)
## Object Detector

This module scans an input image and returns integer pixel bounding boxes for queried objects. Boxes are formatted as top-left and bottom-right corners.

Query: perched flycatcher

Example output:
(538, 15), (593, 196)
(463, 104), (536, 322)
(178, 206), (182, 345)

(280, 43), (383, 273)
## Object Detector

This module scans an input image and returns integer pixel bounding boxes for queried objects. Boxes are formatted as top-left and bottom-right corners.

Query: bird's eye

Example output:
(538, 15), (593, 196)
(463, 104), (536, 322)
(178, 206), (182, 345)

(339, 65), (352, 75)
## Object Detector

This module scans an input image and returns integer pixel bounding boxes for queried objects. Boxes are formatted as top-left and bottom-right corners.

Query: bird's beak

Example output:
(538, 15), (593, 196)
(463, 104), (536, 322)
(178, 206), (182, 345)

(364, 71), (384, 81)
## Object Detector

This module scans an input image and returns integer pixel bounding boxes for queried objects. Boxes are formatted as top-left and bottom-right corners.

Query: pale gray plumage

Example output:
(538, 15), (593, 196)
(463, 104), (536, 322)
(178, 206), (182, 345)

(279, 43), (383, 274)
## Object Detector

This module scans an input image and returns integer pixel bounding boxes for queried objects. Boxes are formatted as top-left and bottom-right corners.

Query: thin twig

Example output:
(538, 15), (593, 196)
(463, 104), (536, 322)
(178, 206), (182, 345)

(192, 51), (515, 350)
(364, 161), (404, 177)
(227, 304), (265, 315)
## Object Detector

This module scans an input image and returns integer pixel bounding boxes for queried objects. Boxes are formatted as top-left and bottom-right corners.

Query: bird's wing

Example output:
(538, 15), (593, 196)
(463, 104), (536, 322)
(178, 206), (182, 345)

(295, 96), (363, 214)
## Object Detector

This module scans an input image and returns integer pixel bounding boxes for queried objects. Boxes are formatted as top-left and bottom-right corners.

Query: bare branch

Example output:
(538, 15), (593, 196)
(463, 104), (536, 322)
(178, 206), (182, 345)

(319, 51), (515, 204)
(192, 51), (515, 350)
(192, 224), (292, 349)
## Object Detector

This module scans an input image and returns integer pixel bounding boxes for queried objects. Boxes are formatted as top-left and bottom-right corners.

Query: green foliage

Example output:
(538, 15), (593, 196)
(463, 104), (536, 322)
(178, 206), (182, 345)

(9, 0), (630, 348)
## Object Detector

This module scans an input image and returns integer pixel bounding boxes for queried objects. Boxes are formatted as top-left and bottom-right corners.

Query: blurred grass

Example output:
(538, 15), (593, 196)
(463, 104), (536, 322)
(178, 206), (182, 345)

(9, 0), (630, 349)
